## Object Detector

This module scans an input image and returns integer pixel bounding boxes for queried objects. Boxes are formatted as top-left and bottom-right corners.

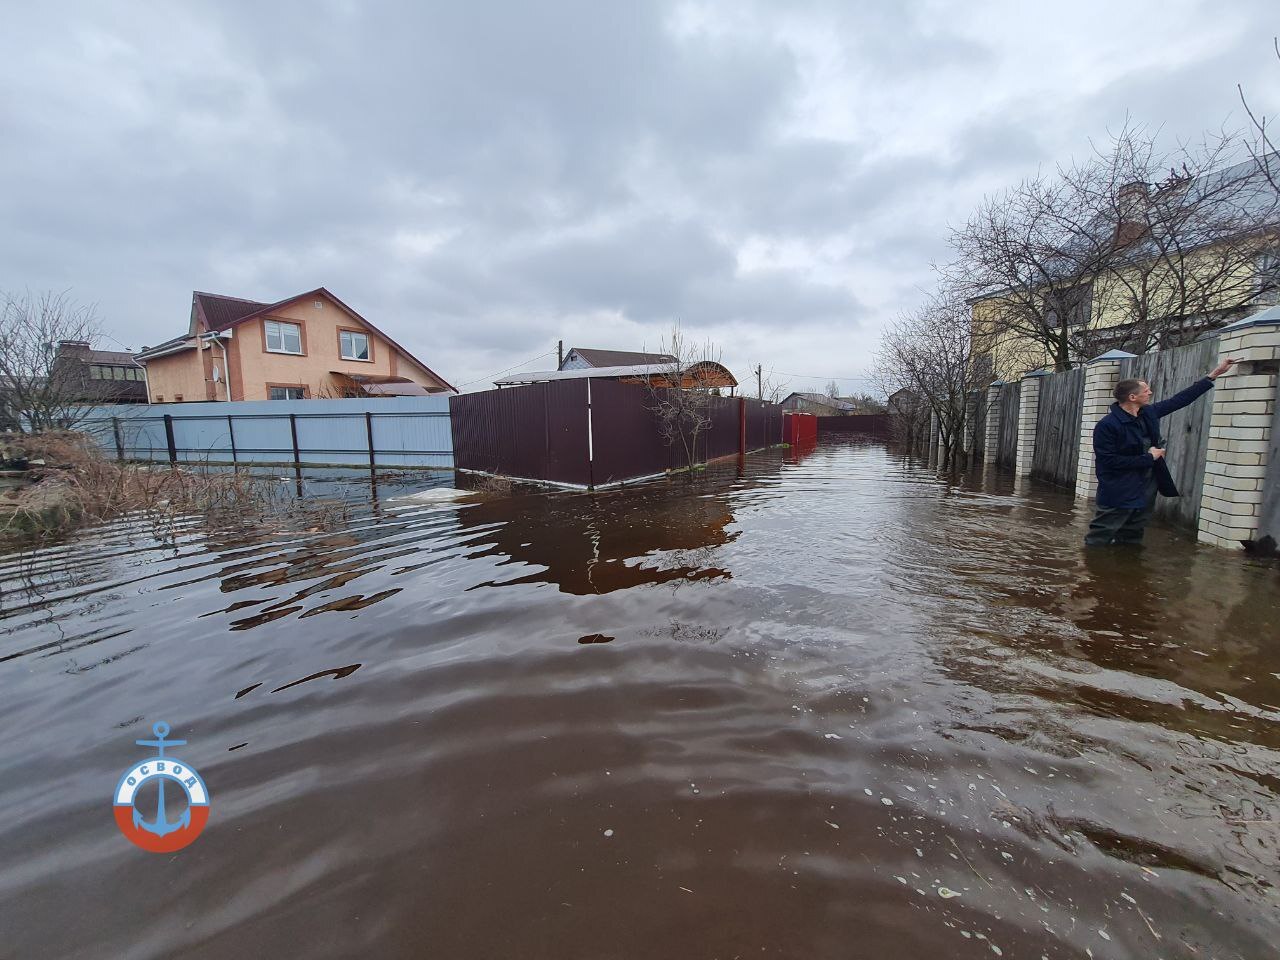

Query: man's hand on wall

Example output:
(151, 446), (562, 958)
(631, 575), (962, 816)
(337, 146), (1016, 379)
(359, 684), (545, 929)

(1209, 358), (1240, 379)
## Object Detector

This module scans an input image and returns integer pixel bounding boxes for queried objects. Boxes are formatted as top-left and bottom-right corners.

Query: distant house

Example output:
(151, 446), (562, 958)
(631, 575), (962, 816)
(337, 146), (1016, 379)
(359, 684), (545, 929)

(137, 288), (456, 403)
(886, 388), (922, 416)
(52, 341), (148, 405)
(779, 392), (859, 416)
(559, 347), (676, 371)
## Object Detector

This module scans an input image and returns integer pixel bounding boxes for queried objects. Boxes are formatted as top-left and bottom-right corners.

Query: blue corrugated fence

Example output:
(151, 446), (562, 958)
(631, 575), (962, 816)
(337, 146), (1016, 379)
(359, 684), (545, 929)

(74, 397), (453, 470)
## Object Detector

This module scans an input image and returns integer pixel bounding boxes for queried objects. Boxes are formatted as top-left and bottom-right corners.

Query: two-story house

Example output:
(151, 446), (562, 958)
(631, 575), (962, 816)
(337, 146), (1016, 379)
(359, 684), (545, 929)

(137, 288), (456, 402)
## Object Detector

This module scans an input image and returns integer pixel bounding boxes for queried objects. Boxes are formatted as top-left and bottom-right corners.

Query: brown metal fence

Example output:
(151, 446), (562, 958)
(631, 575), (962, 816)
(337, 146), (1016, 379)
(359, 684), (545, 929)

(815, 414), (892, 436)
(1118, 337), (1219, 529)
(1032, 367), (1085, 487)
(452, 382), (784, 488)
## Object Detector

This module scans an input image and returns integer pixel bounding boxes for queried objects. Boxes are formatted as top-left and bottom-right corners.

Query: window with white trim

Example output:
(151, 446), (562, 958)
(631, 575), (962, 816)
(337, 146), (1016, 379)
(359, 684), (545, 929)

(269, 386), (306, 400)
(265, 320), (303, 354)
(340, 330), (370, 361)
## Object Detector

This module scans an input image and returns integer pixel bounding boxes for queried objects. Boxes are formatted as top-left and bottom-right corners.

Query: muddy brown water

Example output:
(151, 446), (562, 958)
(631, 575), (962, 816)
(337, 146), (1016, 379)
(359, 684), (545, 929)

(1, 440), (1278, 959)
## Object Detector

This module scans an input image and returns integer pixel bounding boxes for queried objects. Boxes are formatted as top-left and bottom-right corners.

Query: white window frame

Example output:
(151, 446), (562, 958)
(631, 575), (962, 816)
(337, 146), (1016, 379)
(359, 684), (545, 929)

(268, 386), (306, 401)
(265, 320), (303, 355)
(340, 329), (371, 362)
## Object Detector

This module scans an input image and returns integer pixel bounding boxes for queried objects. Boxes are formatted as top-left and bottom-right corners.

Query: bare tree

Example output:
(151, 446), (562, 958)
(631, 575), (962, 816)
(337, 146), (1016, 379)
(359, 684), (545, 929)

(877, 288), (980, 471)
(954, 123), (1278, 371)
(1, 290), (105, 433)
(1238, 38), (1280, 194)
(646, 326), (723, 480)
(824, 380), (842, 400)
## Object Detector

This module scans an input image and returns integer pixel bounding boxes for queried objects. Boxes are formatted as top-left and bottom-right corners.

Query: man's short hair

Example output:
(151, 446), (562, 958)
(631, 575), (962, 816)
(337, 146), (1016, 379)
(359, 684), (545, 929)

(1114, 378), (1144, 403)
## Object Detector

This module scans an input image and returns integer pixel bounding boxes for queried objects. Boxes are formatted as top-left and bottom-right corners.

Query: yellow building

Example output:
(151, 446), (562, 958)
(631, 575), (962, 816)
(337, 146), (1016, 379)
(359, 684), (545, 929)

(137, 288), (456, 402)
(969, 160), (1279, 382)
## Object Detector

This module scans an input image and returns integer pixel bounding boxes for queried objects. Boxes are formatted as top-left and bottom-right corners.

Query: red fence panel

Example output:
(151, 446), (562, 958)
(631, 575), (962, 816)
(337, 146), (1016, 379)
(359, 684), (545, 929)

(783, 412), (818, 445)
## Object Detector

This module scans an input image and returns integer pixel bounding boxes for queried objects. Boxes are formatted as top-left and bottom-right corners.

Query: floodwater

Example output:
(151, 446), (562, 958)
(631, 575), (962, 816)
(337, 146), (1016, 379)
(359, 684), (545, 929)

(1, 439), (1278, 959)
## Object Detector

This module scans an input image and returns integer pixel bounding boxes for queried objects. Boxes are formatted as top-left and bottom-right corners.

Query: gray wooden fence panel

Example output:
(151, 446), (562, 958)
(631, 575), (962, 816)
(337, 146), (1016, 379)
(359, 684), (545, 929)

(971, 388), (987, 459)
(996, 380), (1020, 470)
(1032, 367), (1085, 488)
(1119, 337), (1219, 529)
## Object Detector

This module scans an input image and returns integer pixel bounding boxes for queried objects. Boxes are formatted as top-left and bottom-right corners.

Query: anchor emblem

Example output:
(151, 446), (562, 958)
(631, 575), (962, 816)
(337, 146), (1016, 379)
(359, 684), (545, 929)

(131, 722), (191, 837)
(113, 721), (211, 853)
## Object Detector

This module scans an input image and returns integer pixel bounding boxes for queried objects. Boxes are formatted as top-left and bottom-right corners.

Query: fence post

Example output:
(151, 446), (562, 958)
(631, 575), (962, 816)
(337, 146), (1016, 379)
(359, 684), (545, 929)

(1074, 351), (1135, 501)
(1015, 371), (1048, 477)
(365, 411), (376, 483)
(738, 398), (747, 456)
(227, 415), (238, 465)
(983, 382), (1003, 462)
(111, 417), (125, 462)
(1197, 312), (1280, 549)
(163, 414), (177, 464)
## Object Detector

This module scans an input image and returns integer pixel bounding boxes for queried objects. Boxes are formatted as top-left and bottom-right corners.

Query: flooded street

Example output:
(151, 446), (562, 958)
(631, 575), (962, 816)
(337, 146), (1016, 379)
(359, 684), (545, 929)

(2, 439), (1279, 959)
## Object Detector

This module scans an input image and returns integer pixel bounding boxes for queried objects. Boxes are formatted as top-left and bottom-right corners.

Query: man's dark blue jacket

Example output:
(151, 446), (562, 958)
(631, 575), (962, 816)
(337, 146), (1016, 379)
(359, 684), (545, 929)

(1093, 378), (1215, 509)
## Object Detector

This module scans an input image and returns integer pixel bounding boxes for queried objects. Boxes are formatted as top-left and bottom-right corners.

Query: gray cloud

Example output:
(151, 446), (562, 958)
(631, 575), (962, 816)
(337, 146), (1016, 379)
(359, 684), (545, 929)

(1, 0), (1277, 390)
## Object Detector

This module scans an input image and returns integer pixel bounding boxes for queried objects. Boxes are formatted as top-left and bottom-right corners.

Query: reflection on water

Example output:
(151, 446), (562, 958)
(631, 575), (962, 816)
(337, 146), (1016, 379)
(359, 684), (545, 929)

(1, 439), (1278, 959)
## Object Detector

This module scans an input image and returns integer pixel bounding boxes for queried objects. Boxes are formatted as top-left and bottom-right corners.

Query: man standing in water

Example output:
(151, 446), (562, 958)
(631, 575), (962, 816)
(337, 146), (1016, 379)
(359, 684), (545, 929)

(1085, 357), (1239, 546)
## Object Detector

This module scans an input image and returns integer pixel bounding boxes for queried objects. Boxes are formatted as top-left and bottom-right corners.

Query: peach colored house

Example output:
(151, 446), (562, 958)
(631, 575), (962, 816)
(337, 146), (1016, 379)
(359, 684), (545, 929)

(137, 288), (456, 403)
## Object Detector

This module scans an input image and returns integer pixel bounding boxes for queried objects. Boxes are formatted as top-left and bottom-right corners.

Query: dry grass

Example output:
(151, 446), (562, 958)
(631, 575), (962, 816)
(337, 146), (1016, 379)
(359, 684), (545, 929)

(1, 431), (349, 548)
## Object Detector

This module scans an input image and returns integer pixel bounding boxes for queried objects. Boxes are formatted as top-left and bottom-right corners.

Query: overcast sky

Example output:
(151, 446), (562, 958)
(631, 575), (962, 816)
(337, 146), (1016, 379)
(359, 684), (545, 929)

(3, 1), (1277, 395)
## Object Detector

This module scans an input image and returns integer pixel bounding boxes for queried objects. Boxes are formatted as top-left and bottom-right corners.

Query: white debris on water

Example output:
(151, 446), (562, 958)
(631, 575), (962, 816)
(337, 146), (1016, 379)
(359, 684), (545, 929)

(938, 887), (960, 899)
(603, 829), (613, 837)
(880, 797), (894, 806)
(389, 487), (471, 504)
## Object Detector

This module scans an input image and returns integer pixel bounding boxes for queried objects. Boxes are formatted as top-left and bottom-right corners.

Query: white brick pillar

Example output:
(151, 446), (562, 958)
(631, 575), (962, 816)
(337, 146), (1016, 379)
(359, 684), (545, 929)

(984, 382), (1003, 461)
(1075, 350), (1136, 500)
(1015, 371), (1047, 477)
(1198, 312), (1280, 549)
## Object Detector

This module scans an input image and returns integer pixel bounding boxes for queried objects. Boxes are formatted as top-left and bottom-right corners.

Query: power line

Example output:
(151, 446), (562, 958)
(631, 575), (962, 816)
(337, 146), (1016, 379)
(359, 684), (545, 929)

(768, 370), (875, 383)
(460, 350), (560, 389)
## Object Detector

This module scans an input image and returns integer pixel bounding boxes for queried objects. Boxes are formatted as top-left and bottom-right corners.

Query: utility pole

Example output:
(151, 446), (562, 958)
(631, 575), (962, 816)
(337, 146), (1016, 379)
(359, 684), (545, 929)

(557, 340), (563, 369)
(755, 364), (763, 400)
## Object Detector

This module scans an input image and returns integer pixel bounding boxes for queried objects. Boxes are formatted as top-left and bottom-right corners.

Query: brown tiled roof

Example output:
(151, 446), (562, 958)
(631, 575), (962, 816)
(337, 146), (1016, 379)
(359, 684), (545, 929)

(86, 349), (142, 365)
(566, 347), (677, 368)
(186, 287), (457, 393)
(193, 292), (270, 331)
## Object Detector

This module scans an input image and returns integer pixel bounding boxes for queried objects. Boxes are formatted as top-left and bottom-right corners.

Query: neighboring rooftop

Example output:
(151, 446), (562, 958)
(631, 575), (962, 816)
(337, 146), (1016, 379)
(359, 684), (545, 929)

(497, 361), (737, 389)
(780, 392), (859, 412)
(560, 347), (677, 370)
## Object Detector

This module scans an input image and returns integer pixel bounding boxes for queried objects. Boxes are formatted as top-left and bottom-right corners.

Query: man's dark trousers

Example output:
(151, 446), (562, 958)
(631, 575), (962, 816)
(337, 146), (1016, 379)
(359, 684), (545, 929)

(1085, 476), (1158, 545)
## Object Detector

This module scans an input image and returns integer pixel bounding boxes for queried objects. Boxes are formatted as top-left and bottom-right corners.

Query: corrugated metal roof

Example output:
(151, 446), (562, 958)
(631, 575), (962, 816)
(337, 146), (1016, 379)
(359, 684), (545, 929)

(780, 392), (858, 411)
(564, 348), (677, 368)
(495, 361), (737, 387)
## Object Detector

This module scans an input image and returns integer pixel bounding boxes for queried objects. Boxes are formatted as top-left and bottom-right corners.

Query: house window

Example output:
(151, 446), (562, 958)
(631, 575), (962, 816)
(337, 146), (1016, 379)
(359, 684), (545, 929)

(340, 330), (370, 361)
(269, 386), (306, 400)
(265, 320), (303, 355)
